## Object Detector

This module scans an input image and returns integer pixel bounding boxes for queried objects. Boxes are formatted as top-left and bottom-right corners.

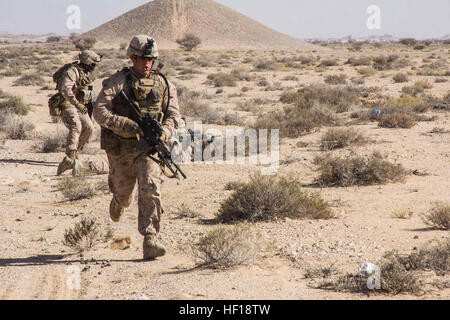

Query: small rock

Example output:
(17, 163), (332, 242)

(413, 235), (419, 239)
(109, 236), (132, 250)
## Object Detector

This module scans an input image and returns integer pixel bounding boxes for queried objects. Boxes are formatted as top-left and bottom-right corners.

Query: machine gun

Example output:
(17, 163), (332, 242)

(118, 90), (187, 180)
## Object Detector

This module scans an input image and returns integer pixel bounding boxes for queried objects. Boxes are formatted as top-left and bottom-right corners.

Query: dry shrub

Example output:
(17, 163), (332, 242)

(390, 239), (449, 276)
(296, 55), (315, 65)
(73, 36), (97, 50)
(189, 224), (260, 269)
(402, 80), (433, 96)
(316, 273), (367, 293)
(95, 58), (127, 78)
(280, 84), (360, 113)
(206, 72), (238, 87)
(393, 73), (409, 83)
(314, 151), (406, 187)
(429, 127), (449, 134)
(63, 217), (101, 252)
(231, 67), (252, 81)
(57, 176), (95, 201)
(422, 202), (450, 230)
(176, 33), (201, 52)
(36, 62), (55, 76)
(253, 59), (281, 71)
(178, 67), (202, 75)
(351, 77), (365, 85)
(304, 264), (337, 279)
(324, 74), (347, 85)
(357, 67), (376, 77)
(0, 89), (7, 98)
(217, 172), (334, 223)
(399, 38), (417, 46)
(391, 208), (414, 219)
(235, 100), (258, 113)
(0, 114), (35, 140)
(393, 58), (411, 69)
(317, 251), (422, 295)
(378, 113), (416, 128)
(378, 252), (422, 295)
(254, 104), (336, 138)
(1, 67), (23, 77)
(177, 85), (240, 124)
(319, 128), (368, 151)
(172, 203), (201, 219)
(318, 58), (339, 67)
(282, 75), (299, 81)
(0, 95), (30, 115)
(385, 95), (422, 111)
(417, 59), (448, 76)
(373, 54), (399, 70)
(13, 74), (45, 86)
(35, 126), (67, 153)
(345, 56), (372, 66)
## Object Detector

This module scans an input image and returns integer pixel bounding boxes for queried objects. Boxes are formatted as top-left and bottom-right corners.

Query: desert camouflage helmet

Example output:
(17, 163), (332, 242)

(127, 35), (159, 58)
(79, 50), (101, 66)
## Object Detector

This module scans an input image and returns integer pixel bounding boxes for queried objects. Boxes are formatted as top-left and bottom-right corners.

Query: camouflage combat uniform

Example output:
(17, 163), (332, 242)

(55, 50), (101, 176)
(57, 63), (94, 155)
(93, 66), (180, 236)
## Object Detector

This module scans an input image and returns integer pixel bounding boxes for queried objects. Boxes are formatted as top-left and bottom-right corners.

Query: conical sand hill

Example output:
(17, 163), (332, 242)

(84, 0), (313, 49)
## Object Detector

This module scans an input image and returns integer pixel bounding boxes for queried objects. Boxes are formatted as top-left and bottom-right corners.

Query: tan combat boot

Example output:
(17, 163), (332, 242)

(109, 197), (124, 222)
(57, 150), (76, 176)
(72, 152), (82, 177)
(143, 234), (166, 260)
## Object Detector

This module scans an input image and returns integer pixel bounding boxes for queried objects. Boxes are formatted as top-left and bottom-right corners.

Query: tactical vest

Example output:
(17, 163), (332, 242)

(55, 62), (93, 104)
(112, 68), (166, 125)
(49, 63), (93, 116)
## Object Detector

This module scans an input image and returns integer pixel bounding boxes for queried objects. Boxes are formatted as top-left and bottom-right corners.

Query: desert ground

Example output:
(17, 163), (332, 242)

(0, 39), (449, 300)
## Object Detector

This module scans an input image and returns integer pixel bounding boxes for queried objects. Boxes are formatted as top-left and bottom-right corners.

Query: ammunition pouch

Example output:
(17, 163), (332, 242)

(48, 93), (62, 117)
(100, 127), (138, 156)
(76, 87), (94, 105)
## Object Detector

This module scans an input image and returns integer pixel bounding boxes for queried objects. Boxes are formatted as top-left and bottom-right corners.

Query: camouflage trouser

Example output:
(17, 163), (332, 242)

(60, 104), (94, 155)
(106, 141), (164, 236)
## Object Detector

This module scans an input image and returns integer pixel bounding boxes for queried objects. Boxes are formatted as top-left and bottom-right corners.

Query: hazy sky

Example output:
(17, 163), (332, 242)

(0, 0), (448, 39)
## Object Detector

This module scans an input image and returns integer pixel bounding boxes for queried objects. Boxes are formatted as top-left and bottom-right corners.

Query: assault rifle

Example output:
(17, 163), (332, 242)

(118, 90), (187, 180)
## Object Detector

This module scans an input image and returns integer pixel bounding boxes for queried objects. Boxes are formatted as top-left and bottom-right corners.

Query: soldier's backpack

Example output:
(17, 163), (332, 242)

(48, 62), (77, 117)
